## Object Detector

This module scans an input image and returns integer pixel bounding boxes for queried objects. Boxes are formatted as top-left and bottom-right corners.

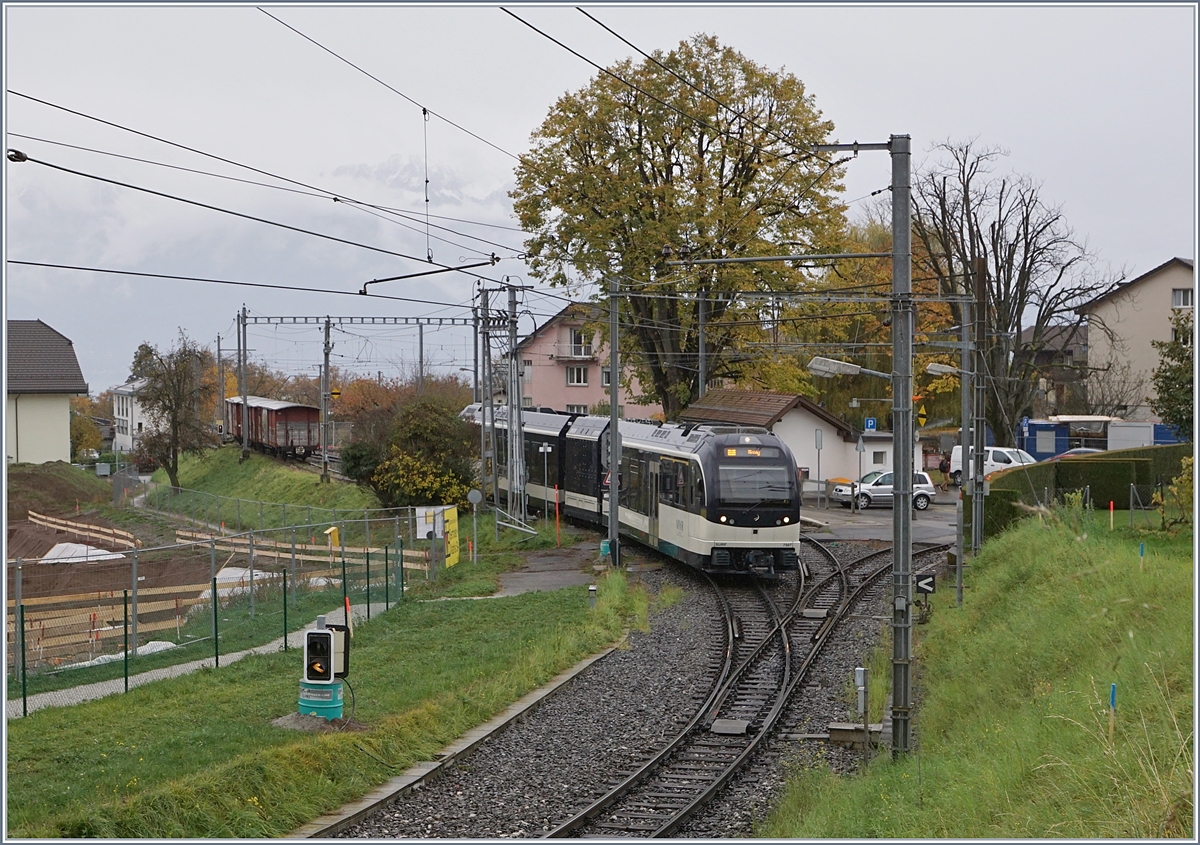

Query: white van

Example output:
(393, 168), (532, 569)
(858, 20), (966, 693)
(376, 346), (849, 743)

(949, 445), (1037, 486)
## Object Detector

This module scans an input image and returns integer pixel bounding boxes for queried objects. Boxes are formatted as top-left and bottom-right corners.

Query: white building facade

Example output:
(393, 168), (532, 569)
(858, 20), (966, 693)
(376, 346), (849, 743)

(111, 379), (150, 454)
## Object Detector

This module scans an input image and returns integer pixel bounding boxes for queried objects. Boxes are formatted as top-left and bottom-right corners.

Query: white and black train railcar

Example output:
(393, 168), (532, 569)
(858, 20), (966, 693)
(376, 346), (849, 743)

(478, 406), (577, 516)
(556, 415), (801, 573)
(473, 406), (802, 575)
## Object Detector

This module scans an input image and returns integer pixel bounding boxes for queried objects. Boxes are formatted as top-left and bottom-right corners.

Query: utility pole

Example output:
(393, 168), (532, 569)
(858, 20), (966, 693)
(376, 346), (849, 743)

(216, 334), (225, 435)
(608, 275), (621, 568)
(239, 306), (249, 462)
(473, 300), (480, 404)
(321, 318), (331, 483)
(507, 285), (526, 522)
(698, 289), (707, 399)
(418, 323), (424, 397)
(972, 256), (988, 555)
(889, 133), (914, 756)
(481, 289), (498, 522)
(957, 287), (972, 609)
(664, 136), (909, 753)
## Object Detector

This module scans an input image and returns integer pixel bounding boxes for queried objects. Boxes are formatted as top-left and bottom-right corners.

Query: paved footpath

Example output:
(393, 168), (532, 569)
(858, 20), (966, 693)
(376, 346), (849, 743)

(7, 543), (602, 720)
(6, 600), (390, 720)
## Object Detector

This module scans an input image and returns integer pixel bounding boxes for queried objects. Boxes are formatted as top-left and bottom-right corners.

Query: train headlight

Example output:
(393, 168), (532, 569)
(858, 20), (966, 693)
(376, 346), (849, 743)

(783, 516), (790, 523)
(719, 514), (727, 523)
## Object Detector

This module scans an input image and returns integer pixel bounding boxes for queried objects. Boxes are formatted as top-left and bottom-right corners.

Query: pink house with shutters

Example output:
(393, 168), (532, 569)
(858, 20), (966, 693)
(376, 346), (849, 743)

(514, 303), (663, 419)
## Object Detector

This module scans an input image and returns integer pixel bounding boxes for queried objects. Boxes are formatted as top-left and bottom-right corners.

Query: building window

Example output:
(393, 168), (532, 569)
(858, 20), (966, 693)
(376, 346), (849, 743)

(566, 404), (588, 415)
(522, 396), (533, 408)
(570, 328), (592, 358)
(872, 451), (886, 465)
(602, 368), (611, 387)
(522, 360), (533, 384)
(1172, 325), (1193, 346)
(567, 366), (588, 386)
(1172, 288), (1193, 308)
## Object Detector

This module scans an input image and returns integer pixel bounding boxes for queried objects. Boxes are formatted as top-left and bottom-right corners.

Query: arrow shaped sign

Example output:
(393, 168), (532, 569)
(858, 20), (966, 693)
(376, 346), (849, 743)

(915, 573), (936, 594)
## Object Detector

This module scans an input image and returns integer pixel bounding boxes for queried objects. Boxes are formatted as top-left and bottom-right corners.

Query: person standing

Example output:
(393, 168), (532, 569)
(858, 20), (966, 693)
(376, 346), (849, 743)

(938, 452), (951, 491)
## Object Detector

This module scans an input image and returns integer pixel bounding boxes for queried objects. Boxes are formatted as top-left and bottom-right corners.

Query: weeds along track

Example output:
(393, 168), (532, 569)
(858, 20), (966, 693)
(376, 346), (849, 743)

(546, 536), (903, 838)
(317, 542), (950, 839)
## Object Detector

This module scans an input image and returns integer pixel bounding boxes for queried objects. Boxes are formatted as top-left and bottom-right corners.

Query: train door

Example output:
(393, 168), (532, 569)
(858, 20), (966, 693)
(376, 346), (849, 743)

(647, 459), (659, 547)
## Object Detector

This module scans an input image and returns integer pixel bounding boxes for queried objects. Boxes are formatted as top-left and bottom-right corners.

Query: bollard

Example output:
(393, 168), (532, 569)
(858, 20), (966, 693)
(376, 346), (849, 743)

(588, 584), (597, 609)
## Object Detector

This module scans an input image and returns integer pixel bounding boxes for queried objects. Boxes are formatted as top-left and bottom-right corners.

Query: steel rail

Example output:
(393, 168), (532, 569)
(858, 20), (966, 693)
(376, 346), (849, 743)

(543, 571), (792, 837)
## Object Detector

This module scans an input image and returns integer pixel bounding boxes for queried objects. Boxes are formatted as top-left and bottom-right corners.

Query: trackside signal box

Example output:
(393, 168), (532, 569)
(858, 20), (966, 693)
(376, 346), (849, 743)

(303, 624), (349, 683)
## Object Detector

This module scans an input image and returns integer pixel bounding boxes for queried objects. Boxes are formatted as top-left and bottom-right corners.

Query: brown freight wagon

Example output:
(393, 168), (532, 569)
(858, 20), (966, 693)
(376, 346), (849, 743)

(225, 396), (320, 459)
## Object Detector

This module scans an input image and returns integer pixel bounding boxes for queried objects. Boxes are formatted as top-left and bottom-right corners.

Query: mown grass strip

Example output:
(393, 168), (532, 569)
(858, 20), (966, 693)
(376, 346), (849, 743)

(7, 570), (646, 837)
(761, 509), (1193, 838)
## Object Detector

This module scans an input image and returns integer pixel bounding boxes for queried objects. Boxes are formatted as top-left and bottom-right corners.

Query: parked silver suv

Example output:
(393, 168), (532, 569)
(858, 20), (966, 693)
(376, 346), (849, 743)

(832, 470), (939, 511)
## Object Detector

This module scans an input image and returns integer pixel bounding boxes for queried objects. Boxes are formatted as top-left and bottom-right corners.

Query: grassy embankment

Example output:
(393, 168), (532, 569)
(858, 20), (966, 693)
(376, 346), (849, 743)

(11, 450), (570, 699)
(7, 448), (665, 837)
(763, 502), (1193, 838)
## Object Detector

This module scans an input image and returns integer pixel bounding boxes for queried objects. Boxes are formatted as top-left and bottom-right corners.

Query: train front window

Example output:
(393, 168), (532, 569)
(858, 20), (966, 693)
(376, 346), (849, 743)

(718, 464), (792, 504)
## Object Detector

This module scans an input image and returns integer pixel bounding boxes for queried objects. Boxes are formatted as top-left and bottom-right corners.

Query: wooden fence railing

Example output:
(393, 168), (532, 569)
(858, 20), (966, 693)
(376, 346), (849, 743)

(26, 511), (141, 550)
(173, 530), (431, 572)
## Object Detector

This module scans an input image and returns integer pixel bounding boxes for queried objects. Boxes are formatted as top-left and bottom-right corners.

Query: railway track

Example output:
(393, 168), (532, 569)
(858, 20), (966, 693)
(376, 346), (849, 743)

(546, 536), (909, 838)
(313, 540), (951, 839)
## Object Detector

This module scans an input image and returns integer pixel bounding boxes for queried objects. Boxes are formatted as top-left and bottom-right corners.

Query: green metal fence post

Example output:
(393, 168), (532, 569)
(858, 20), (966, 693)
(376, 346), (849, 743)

(19, 604), (27, 717)
(384, 544), (390, 610)
(249, 533), (256, 619)
(366, 549), (371, 620)
(399, 536), (405, 600)
(283, 575), (288, 652)
(290, 528), (298, 609)
(212, 577), (220, 668)
(123, 591), (129, 693)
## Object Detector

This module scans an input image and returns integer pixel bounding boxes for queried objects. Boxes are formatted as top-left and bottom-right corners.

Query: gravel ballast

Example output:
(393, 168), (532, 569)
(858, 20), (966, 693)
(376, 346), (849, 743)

(338, 545), (890, 838)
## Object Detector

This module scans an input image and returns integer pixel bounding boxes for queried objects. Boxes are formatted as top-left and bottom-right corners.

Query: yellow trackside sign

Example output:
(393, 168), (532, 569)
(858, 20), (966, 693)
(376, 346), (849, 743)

(444, 506), (460, 567)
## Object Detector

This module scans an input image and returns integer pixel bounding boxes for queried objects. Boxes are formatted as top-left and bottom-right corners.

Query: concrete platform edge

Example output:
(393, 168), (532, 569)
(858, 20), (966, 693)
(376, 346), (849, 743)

(291, 633), (629, 839)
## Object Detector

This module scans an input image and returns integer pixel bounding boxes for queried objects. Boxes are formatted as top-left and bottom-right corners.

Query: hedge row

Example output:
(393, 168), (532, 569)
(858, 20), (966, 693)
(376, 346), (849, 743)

(964, 443), (1192, 543)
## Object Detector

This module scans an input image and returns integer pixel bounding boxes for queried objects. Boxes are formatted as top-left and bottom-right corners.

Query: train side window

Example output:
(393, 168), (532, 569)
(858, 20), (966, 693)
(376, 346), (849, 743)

(659, 459), (684, 506)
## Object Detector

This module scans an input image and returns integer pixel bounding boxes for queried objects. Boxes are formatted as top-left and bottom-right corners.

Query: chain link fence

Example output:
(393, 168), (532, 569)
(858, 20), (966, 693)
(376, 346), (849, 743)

(6, 509), (445, 718)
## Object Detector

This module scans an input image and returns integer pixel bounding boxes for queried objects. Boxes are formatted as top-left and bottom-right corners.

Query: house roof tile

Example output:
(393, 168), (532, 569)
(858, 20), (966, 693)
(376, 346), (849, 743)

(679, 388), (853, 434)
(6, 320), (89, 395)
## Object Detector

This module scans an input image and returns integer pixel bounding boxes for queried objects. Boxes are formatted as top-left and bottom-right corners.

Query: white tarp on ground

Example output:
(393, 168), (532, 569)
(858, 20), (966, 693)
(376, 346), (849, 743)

(41, 543), (125, 564)
(65, 640), (177, 669)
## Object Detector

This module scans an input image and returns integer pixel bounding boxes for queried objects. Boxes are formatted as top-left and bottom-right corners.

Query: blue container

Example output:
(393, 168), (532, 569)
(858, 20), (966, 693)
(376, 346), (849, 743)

(298, 680), (344, 720)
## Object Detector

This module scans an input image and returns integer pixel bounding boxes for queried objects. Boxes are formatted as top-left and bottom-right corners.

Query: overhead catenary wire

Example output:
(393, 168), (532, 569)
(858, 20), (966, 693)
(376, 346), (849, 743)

(7, 149), (503, 280)
(6, 94), (526, 259)
(503, 7), (820, 169)
(574, 7), (836, 167)
(6, 130), (528, 237)
(258, 8), (525, 165)
(6, 260), (470, 309)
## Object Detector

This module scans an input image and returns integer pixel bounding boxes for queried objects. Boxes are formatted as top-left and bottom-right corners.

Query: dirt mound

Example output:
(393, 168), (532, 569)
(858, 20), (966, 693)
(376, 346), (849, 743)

(272, 712), (368, 733)
(6, 462), (112, 524)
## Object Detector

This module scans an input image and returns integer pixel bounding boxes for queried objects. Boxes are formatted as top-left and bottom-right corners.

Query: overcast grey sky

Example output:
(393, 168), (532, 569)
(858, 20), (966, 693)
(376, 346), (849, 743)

(4, 3), (1196, 396)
